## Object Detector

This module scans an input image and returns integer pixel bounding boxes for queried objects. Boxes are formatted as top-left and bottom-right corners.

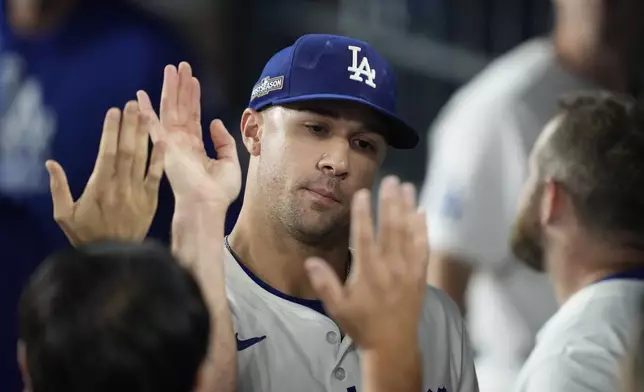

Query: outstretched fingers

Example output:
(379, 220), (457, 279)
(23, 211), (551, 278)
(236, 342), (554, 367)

(115, 101), (140, 188)
(177, 62), (194, 124)
(378, 176), (404, 261)
(136, 90), (164, 143)
(351, 189), (376, 278)
(410, 210), (430, 275)
(305, 257), (348, 319)
(93, 107), (121, 183)
(144, 140), (165, 196)
(191, 76), (201, 124)
(132, 106), (151, 181)
(46, 160), (74, 222)
(160, 65), (179, 124)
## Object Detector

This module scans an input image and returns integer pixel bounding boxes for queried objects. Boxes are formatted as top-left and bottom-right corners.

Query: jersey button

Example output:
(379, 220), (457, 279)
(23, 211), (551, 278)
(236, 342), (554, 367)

(334, 367), (346, 380)
(326, 331), (338, 344)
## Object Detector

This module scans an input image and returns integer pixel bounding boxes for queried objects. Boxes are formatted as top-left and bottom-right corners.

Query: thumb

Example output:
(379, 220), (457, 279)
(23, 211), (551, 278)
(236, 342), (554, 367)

(45, 160), (74, 221)
(210, 119), (239, 163)
(305, 257), (346, 317)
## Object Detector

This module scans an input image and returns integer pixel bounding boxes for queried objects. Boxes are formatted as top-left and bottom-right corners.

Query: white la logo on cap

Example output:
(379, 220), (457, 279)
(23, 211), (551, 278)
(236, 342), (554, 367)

(347, 45), (376, 88)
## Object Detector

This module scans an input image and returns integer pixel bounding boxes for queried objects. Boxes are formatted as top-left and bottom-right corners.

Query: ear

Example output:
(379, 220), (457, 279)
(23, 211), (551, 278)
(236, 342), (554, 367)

(17, 340), (32, 392)
(240, 108), (262, 157)
(541, 180), (563, 225)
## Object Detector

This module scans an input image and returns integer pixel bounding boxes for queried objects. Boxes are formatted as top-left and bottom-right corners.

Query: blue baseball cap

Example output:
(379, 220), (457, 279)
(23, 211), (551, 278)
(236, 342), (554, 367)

(248, 34), (419, 149)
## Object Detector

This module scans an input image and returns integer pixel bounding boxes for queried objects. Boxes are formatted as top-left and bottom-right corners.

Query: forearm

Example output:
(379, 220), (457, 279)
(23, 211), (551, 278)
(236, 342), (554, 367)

(361, 340), (422, 392)
(172, 201), (236, 392)
(427, 253), (473, 314)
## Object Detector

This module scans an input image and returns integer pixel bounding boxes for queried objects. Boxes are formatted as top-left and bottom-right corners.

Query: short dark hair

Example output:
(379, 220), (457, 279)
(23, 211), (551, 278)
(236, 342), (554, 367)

(18, 241), (210, 392)
(538, 91), (644, 248)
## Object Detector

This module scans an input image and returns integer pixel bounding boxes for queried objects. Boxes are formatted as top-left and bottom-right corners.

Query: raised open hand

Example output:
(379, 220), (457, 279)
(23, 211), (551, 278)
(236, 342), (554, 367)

(46, 101), (164, 246)
(305, 176), (429, 351)
(137, 62), (241, 207)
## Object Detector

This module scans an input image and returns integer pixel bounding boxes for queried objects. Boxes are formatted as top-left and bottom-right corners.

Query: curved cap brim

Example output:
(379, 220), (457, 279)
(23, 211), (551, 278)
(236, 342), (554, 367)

(267, 94), (420, 149)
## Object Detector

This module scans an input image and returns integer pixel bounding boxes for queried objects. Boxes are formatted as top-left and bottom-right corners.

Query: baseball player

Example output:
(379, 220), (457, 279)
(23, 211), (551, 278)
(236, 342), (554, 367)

(51, 34), (479, 392)
(511, 92), (644, 392)
(46, 78), (432, 392)
(182, 34), (476, 392)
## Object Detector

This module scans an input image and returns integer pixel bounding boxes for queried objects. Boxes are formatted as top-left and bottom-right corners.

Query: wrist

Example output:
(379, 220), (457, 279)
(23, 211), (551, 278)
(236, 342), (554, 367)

(174, 198), (229, 218)
(361, 342), (422, 392)
(171, 199), (227, 262)
(361, 336), (420, 359)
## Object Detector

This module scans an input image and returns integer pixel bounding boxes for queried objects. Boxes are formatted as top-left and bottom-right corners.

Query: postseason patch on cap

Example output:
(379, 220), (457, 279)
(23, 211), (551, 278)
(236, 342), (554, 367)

(250, 76), (284, 101)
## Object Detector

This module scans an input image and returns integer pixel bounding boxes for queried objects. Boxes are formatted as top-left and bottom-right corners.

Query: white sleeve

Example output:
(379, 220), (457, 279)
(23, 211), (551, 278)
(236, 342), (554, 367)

(514, 353), (617, 392)
(421, 287), (480, 392)
(419, 101), (534, 268)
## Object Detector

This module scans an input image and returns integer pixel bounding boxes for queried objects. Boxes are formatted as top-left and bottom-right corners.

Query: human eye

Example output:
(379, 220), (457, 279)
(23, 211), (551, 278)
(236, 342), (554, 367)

(305, 124), (328, 135)
(352, 138), (376, 152)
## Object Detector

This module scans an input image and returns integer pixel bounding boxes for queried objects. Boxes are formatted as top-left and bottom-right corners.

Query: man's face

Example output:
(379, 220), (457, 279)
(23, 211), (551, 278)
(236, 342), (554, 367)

(255, 100), (387, 246)
(510, 117), (560, 272)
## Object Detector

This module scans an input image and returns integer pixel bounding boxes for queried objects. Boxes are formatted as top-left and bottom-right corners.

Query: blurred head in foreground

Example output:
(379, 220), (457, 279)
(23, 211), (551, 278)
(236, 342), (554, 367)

(17, 241), (210, 392)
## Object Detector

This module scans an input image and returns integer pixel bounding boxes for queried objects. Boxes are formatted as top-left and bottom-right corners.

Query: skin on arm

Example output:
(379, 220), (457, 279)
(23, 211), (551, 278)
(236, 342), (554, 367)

(137, 62), (242, 392)
(427, 253), (474, 314)
(171, 200), (234, 392)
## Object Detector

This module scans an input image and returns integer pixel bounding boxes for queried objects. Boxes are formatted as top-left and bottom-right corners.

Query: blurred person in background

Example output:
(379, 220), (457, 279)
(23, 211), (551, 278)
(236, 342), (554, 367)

(420, 0), (644, 390)
(0, 0), (211, 389)
(511, 92), (644, 392)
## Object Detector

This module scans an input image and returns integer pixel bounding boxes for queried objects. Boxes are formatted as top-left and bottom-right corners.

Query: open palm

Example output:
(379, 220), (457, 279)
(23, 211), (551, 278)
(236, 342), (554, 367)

(137, 63), (241, 206)
(47, 102), (164, 246)
(305, 177), (429, 350)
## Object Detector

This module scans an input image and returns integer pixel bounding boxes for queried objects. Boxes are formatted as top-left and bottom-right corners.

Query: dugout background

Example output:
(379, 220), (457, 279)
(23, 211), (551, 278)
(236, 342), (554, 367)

(133, 0), (552, 189)
(0, 0), (553, 387)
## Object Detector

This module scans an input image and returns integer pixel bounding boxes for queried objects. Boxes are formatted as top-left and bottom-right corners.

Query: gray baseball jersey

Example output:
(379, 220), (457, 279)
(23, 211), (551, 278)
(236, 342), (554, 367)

(224, 244), (479, 392)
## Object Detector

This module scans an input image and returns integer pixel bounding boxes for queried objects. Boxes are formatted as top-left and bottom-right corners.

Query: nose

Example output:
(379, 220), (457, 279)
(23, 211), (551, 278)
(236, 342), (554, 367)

(317, 139), (349, 179)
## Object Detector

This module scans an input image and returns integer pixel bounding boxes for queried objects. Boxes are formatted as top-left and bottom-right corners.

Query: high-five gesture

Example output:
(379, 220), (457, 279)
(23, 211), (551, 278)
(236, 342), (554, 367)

(137, 62), (240, 392)
(47, 101), (164, 246)
(305, 176), (429, 392)
(136, 62), (241, 207)
(306, 176), (429, 349)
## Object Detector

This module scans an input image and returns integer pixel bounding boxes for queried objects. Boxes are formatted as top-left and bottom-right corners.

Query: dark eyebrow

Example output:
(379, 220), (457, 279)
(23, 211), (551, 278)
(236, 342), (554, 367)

(292, 104), (388, 140)
(294, 106), (340, 119)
